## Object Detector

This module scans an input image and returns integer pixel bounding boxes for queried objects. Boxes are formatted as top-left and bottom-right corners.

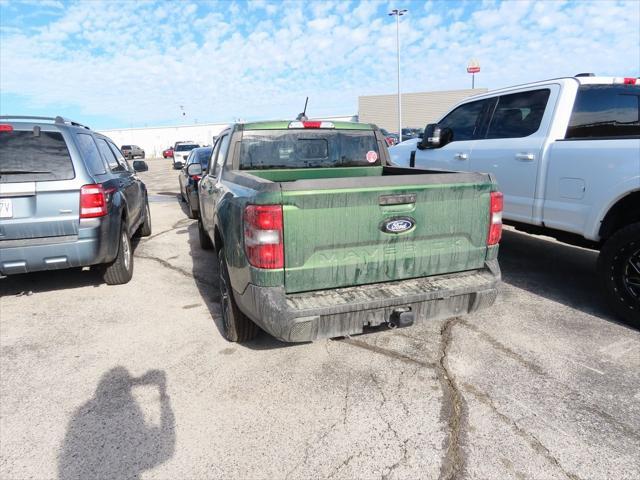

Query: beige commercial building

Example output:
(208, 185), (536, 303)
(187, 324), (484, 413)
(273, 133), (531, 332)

(358, 88), (488, 132)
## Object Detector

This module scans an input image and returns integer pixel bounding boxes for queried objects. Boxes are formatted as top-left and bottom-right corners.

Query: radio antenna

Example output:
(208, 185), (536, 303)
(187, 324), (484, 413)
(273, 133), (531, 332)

(296, 97), (309, 121)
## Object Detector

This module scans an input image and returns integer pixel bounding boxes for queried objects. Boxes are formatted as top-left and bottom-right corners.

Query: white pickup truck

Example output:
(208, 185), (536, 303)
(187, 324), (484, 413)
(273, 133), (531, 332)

(390, 75), (640, 323)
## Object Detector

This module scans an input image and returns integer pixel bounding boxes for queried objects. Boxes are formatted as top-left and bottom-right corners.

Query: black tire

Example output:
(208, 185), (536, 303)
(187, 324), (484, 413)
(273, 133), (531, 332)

(218, 249), (259, 342)
(198, 218), (213, 250)
(102, 224), (134, 285)
(141, 152), (145, 159)
(137, 200), (152, 237)
(598, 222), (640, 325)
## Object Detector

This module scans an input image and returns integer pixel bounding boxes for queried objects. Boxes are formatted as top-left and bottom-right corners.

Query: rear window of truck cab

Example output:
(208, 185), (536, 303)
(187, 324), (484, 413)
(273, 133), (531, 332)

(566, 84), (640, 139)
(0, 129), (75, 183)
(239, 129), (380, 169)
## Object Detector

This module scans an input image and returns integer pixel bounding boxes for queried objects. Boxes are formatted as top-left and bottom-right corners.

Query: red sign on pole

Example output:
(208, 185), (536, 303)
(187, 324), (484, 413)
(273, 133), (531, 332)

(467, 59), (480, 74)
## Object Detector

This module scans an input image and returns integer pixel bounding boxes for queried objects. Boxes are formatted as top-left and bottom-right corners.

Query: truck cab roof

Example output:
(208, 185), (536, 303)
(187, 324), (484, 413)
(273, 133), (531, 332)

(467, 75), (638, 100)
(240, 120), (375, 131)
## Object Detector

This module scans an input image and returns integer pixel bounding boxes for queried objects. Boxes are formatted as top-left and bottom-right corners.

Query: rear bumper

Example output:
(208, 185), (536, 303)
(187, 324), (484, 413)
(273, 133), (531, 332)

(234, 260), (501, 342)
(0, 217), (117, 275)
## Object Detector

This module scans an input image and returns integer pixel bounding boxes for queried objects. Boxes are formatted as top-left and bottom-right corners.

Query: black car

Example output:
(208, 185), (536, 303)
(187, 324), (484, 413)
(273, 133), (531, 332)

(0, 115), (151, 284)
(178, 146), (212, 218)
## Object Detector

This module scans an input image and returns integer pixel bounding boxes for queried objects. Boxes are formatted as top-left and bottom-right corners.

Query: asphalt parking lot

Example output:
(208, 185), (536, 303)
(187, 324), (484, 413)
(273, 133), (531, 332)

(1, 158), (639, 480)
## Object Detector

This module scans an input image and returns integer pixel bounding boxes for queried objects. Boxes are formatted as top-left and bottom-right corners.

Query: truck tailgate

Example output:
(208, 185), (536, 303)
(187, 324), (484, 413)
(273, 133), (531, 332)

(281, 173), (493, 293)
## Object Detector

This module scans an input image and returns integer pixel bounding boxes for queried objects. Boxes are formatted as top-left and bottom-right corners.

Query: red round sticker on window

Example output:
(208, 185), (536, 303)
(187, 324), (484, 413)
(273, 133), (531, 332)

(366, 150), (378, 163)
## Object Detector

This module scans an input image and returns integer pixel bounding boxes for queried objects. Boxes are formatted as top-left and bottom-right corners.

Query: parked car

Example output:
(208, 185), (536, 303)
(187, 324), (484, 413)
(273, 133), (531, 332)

(178, 146), (212, 218)
(191, 119), (502, 342)
(0, 115), (152, 284)
(401, 128), (423, 141)
(380, 128), (399, 146)
(172, 141), (199, 169)
(121, 144), (145, 160)
(390, 75), (640, 324)
(162, 146), (174, 158)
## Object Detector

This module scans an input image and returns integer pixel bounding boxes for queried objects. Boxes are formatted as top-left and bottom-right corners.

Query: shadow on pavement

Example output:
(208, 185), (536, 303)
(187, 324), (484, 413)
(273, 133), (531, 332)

(186, 221), (299, 350)
(0, 267), (103, 296)
(58, 367), (175, 480)
(499, 228), (629, 326)
(0, 240), (149, 295)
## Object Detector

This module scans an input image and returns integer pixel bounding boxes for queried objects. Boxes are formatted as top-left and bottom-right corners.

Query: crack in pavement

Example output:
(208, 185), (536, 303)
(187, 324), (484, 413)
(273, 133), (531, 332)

(283, 420), (341, 480)
(370, 373), (411, 480)
(338, 337), (437, 369)
(458, 319), (545, 376)
(285, 375), (351, 480)
(325, 451), (363, 480)
(437, 317), (467, 480)
(141, 218), (194, 242)
(463, 382), (584, 480)
(135, 253), (217, 289)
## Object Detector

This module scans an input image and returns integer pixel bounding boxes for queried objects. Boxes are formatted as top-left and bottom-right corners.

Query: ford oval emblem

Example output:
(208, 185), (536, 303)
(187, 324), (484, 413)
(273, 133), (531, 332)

(381, 217), (415, 234)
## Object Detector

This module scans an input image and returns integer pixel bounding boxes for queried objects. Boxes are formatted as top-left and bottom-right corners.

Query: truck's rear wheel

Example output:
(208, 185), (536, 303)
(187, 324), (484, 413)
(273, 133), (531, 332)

(598, 222), (640, 325)
(217, 249), (259, 342)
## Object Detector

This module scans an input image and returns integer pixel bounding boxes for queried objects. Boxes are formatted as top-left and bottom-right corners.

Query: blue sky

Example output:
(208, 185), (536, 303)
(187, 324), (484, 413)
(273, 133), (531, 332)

(1, 0), (639, 129)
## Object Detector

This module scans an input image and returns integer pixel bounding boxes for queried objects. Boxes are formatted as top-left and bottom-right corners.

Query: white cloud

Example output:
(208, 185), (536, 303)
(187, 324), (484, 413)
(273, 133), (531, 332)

(0, 0), (638, 126)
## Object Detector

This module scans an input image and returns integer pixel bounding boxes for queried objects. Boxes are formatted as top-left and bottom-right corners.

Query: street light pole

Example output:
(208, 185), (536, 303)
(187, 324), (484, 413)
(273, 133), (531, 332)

(389, 8), (407, 142)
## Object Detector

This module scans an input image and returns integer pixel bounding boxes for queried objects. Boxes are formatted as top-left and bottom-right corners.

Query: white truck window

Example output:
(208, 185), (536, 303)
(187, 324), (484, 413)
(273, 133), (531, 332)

(438, 99), (488, 141)
(566, 85), (640, 139)
(486, 89), (550, 139)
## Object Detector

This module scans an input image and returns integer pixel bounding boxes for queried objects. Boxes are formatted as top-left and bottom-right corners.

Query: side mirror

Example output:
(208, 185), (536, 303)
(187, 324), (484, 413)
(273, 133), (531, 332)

(417, 124), (453, 150)
(187, 163), (203, 176)
(174, 161), (184, 169)
(133, 160), (148, 172)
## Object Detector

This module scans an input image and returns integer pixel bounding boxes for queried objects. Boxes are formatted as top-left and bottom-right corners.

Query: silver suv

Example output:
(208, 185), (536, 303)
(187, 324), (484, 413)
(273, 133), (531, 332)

(0, 116), (152, 284)
(121, 144), (145, 160)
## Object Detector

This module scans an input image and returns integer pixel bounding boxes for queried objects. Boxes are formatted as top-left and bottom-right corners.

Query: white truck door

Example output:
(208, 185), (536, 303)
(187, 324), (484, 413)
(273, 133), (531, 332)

(470, 85), (560, 223)
(410, 97), (493, 171)
(543, 83), (640, 240)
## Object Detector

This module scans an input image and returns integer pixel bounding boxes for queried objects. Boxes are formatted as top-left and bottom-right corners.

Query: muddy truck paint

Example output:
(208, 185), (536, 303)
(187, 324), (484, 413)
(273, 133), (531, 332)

(197, 121), (501, 342)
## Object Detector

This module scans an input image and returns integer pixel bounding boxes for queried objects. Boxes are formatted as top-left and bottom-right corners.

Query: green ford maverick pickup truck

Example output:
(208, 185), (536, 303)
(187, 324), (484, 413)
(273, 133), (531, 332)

(188, 120), (502, 342)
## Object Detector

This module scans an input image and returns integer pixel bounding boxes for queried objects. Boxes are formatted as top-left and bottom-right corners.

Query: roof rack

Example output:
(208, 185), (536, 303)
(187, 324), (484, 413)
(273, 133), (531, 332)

(0, 115), (91, 130)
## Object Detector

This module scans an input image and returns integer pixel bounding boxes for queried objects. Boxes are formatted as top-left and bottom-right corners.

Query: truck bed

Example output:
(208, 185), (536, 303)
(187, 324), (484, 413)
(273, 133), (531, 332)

(226, 165), (493, 191)
(223, 165), (496, 294)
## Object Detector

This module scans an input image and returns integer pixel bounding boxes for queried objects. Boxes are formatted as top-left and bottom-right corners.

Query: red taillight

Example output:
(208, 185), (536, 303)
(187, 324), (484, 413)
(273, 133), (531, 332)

(191, 175), (201, 181)
(80, 184), (108, 218)
(487, 191), (503, 246)
(614, 77), (638, 85)
(288, 121), (335, 129)
(0, 124), (14, 132)
(244, 205), (283, 269)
